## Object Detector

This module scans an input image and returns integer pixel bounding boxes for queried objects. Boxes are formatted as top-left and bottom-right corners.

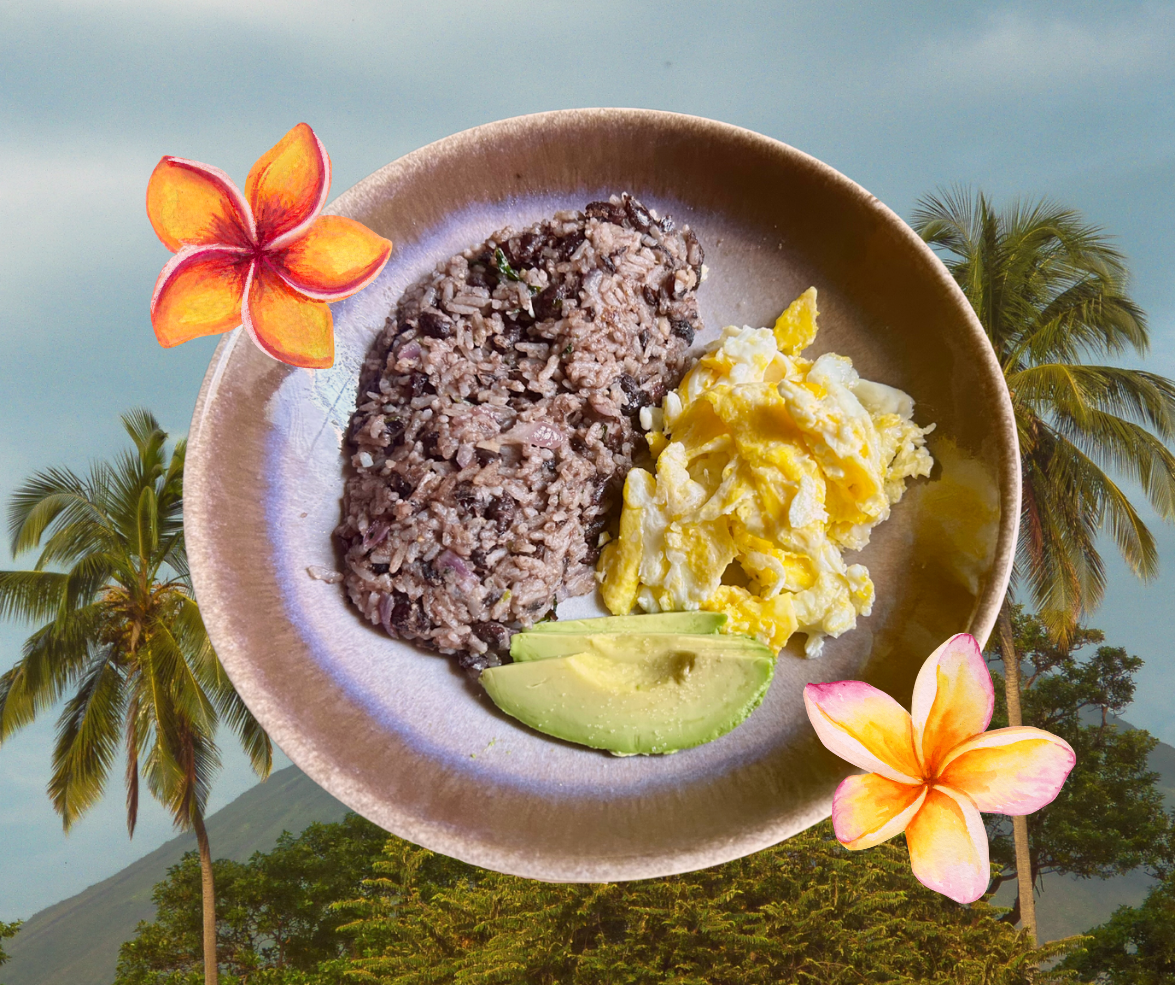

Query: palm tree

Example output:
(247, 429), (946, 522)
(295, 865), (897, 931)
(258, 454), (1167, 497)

(912, 190), (1175, 942)
(0, 410), (272, 985)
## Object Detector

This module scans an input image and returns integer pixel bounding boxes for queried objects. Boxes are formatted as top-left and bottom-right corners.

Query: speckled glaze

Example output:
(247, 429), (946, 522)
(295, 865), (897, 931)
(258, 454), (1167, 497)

(185, 109), (1019, 881)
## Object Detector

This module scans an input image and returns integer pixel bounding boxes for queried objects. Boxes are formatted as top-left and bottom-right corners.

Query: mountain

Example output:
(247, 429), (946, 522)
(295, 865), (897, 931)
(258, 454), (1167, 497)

(5, 727), (1175, 983)
(1, 766), (348, 985)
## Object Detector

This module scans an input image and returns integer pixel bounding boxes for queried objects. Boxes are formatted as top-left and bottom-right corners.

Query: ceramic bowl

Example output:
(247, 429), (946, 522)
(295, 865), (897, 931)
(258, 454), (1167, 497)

(185, 109), (1018, 881)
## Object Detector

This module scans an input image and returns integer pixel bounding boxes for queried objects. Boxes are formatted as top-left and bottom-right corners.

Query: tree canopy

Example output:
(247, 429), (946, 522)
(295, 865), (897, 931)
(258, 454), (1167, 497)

(337, 823), (1072, 985)
(912, 189), (1175, 635)
(985, 608), (1175, 919)
(1061, 876), (1175, 982)
(0, 919), (21, 975)
(114, 813), (387, 984)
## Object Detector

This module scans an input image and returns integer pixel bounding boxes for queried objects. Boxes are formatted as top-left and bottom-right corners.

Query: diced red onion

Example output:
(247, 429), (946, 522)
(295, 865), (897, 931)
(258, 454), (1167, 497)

(363, 521), (390, 550)
(502, 420), (564, 448)
(435, 549), (478, 591)
(396, 341), (421, 362)
(378, 592), (394, 634)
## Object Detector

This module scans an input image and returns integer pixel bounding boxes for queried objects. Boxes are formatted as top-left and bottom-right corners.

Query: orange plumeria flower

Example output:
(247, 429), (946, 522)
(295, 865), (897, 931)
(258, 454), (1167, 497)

(804, 633), (1075, 904)
(146, 123), (392, 368)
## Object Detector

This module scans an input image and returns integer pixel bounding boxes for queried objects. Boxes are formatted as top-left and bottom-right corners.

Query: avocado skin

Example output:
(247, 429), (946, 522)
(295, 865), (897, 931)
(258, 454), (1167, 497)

(525, 611), (726, 636)
(481, 645), (775, 755)
(510, 631), (772, 663)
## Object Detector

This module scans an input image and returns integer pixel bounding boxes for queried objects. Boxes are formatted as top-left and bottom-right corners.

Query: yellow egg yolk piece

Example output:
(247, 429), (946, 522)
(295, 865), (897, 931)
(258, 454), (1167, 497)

(598, 286), (935, 657)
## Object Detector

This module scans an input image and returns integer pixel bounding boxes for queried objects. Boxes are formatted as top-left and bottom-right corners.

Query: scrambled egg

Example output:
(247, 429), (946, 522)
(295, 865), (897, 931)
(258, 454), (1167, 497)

(598, 288), (935, 657)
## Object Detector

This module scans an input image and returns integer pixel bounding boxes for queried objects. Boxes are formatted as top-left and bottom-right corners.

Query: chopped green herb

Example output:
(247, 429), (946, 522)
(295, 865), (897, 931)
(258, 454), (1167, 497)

(494, 248), (540, 295)
(601, 425), (609, 441)
(563, 343), (574, 356)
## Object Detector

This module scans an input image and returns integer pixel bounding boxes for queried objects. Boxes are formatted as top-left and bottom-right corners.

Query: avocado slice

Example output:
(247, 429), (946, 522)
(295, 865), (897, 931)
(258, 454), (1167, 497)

(481, 639), (775, 755)
(525, 611), (727, 635)
(511, 631), (771, 663)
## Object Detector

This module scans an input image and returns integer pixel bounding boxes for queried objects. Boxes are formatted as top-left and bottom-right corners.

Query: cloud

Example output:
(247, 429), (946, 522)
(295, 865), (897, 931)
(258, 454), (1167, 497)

(914, 5), (1175, 93)
(0, 142), (159, 289)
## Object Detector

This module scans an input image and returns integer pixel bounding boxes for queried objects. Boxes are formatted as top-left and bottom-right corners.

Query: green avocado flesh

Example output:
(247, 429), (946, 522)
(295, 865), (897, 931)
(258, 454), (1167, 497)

(481, 641), (775, 755)
(525, 611), (726, 635)
(511, 631), (771, 663)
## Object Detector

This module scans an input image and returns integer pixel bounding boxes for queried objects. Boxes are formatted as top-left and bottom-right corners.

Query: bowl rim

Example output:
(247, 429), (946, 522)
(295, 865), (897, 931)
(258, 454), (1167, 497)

(186, 107), (1020, 879)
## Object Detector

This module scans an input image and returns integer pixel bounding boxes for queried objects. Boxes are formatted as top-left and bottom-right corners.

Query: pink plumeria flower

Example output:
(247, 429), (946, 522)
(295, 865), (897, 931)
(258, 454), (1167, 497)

(803, 633), (1075, 904)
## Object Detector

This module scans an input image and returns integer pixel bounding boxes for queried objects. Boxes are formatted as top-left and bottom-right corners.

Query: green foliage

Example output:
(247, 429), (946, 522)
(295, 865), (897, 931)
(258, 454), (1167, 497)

(337, 822), (1074, 984)
(1060, 877), (1175, 982)
(986, 608), (1175, 896)
(912, 190), (1175, 636)
(0, 409), (270, 834)
(0, 919), (21, 971)
(114, 814), (387, 984)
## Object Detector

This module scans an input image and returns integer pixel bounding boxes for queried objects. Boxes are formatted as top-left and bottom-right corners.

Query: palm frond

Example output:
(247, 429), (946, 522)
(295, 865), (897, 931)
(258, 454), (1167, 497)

(0, 604), (106, 741)
(1011, 364), (1175, 440)
(1053, 409), (1175, 527)
(0, 570), (70, 624)
(7, 476), (115, 565)
(49, 654), (126, 830)
(174, 596), (273, 780)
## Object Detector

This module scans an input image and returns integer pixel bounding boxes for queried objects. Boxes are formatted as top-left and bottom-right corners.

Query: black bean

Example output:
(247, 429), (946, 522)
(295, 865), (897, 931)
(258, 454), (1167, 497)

(390, 472), (414, 498)
(371, 562), (390, 575)
(418, 310), (453, 339)
(642, 284), (658, 308)
(383, 417), (406, 446)
(670, 318), (695, 345)
(486, 496), (516, 532)
(557, 230), (585, 260)
(570, 434), (587, 453)
(532, 282), (572, 322)
(475, 446), (499, 466)
(420, 559), (443, 585)
(639, 329), (650, 348)
(390, 593), (415, 632)
(599, 252), (616, 273)
(585, 201), (628, 225)
(472, 620), (511, 652)
(466, 263), (497, 289)
(455, 481), (481, 511)
(492, 320), (522, 352)
(458, 651), (494, 673)
(505, 231), (543, 268)
(419, 429), (440, 457)
(624, 195), (653, 230)
(470, 548), (490, 571)
(617, 373), (645, 415)
(408, 372), (434, 397)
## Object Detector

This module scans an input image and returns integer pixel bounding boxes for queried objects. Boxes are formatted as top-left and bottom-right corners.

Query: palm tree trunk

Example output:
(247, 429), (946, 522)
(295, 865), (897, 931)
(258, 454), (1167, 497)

(997, 603), (1037, 945)
(192, 809), (218, 985)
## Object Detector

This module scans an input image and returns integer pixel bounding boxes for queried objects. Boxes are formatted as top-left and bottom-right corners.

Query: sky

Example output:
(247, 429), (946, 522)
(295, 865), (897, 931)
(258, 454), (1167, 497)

(2, 0), (1174, 922)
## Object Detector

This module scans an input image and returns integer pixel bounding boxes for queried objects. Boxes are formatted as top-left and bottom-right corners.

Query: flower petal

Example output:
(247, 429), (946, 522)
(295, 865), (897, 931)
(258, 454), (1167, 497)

(937, 726), (1076, 815)
(905, 785), (990, 904)
(910, 633), (993, 772)
(804, 681), (922, 783)
(150, 245), (251, 347)
(242, 261), (334, 368)
(146, 157), (254, 252)
(269, 215), (392, 301)
(832, 773), (927, 850)
(245, 123), (330, 247)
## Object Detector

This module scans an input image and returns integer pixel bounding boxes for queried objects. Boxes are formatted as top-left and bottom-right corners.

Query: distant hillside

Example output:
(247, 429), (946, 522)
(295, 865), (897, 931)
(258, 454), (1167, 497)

(5, 726), (1175, 983)
(2, 766), (348, 985)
